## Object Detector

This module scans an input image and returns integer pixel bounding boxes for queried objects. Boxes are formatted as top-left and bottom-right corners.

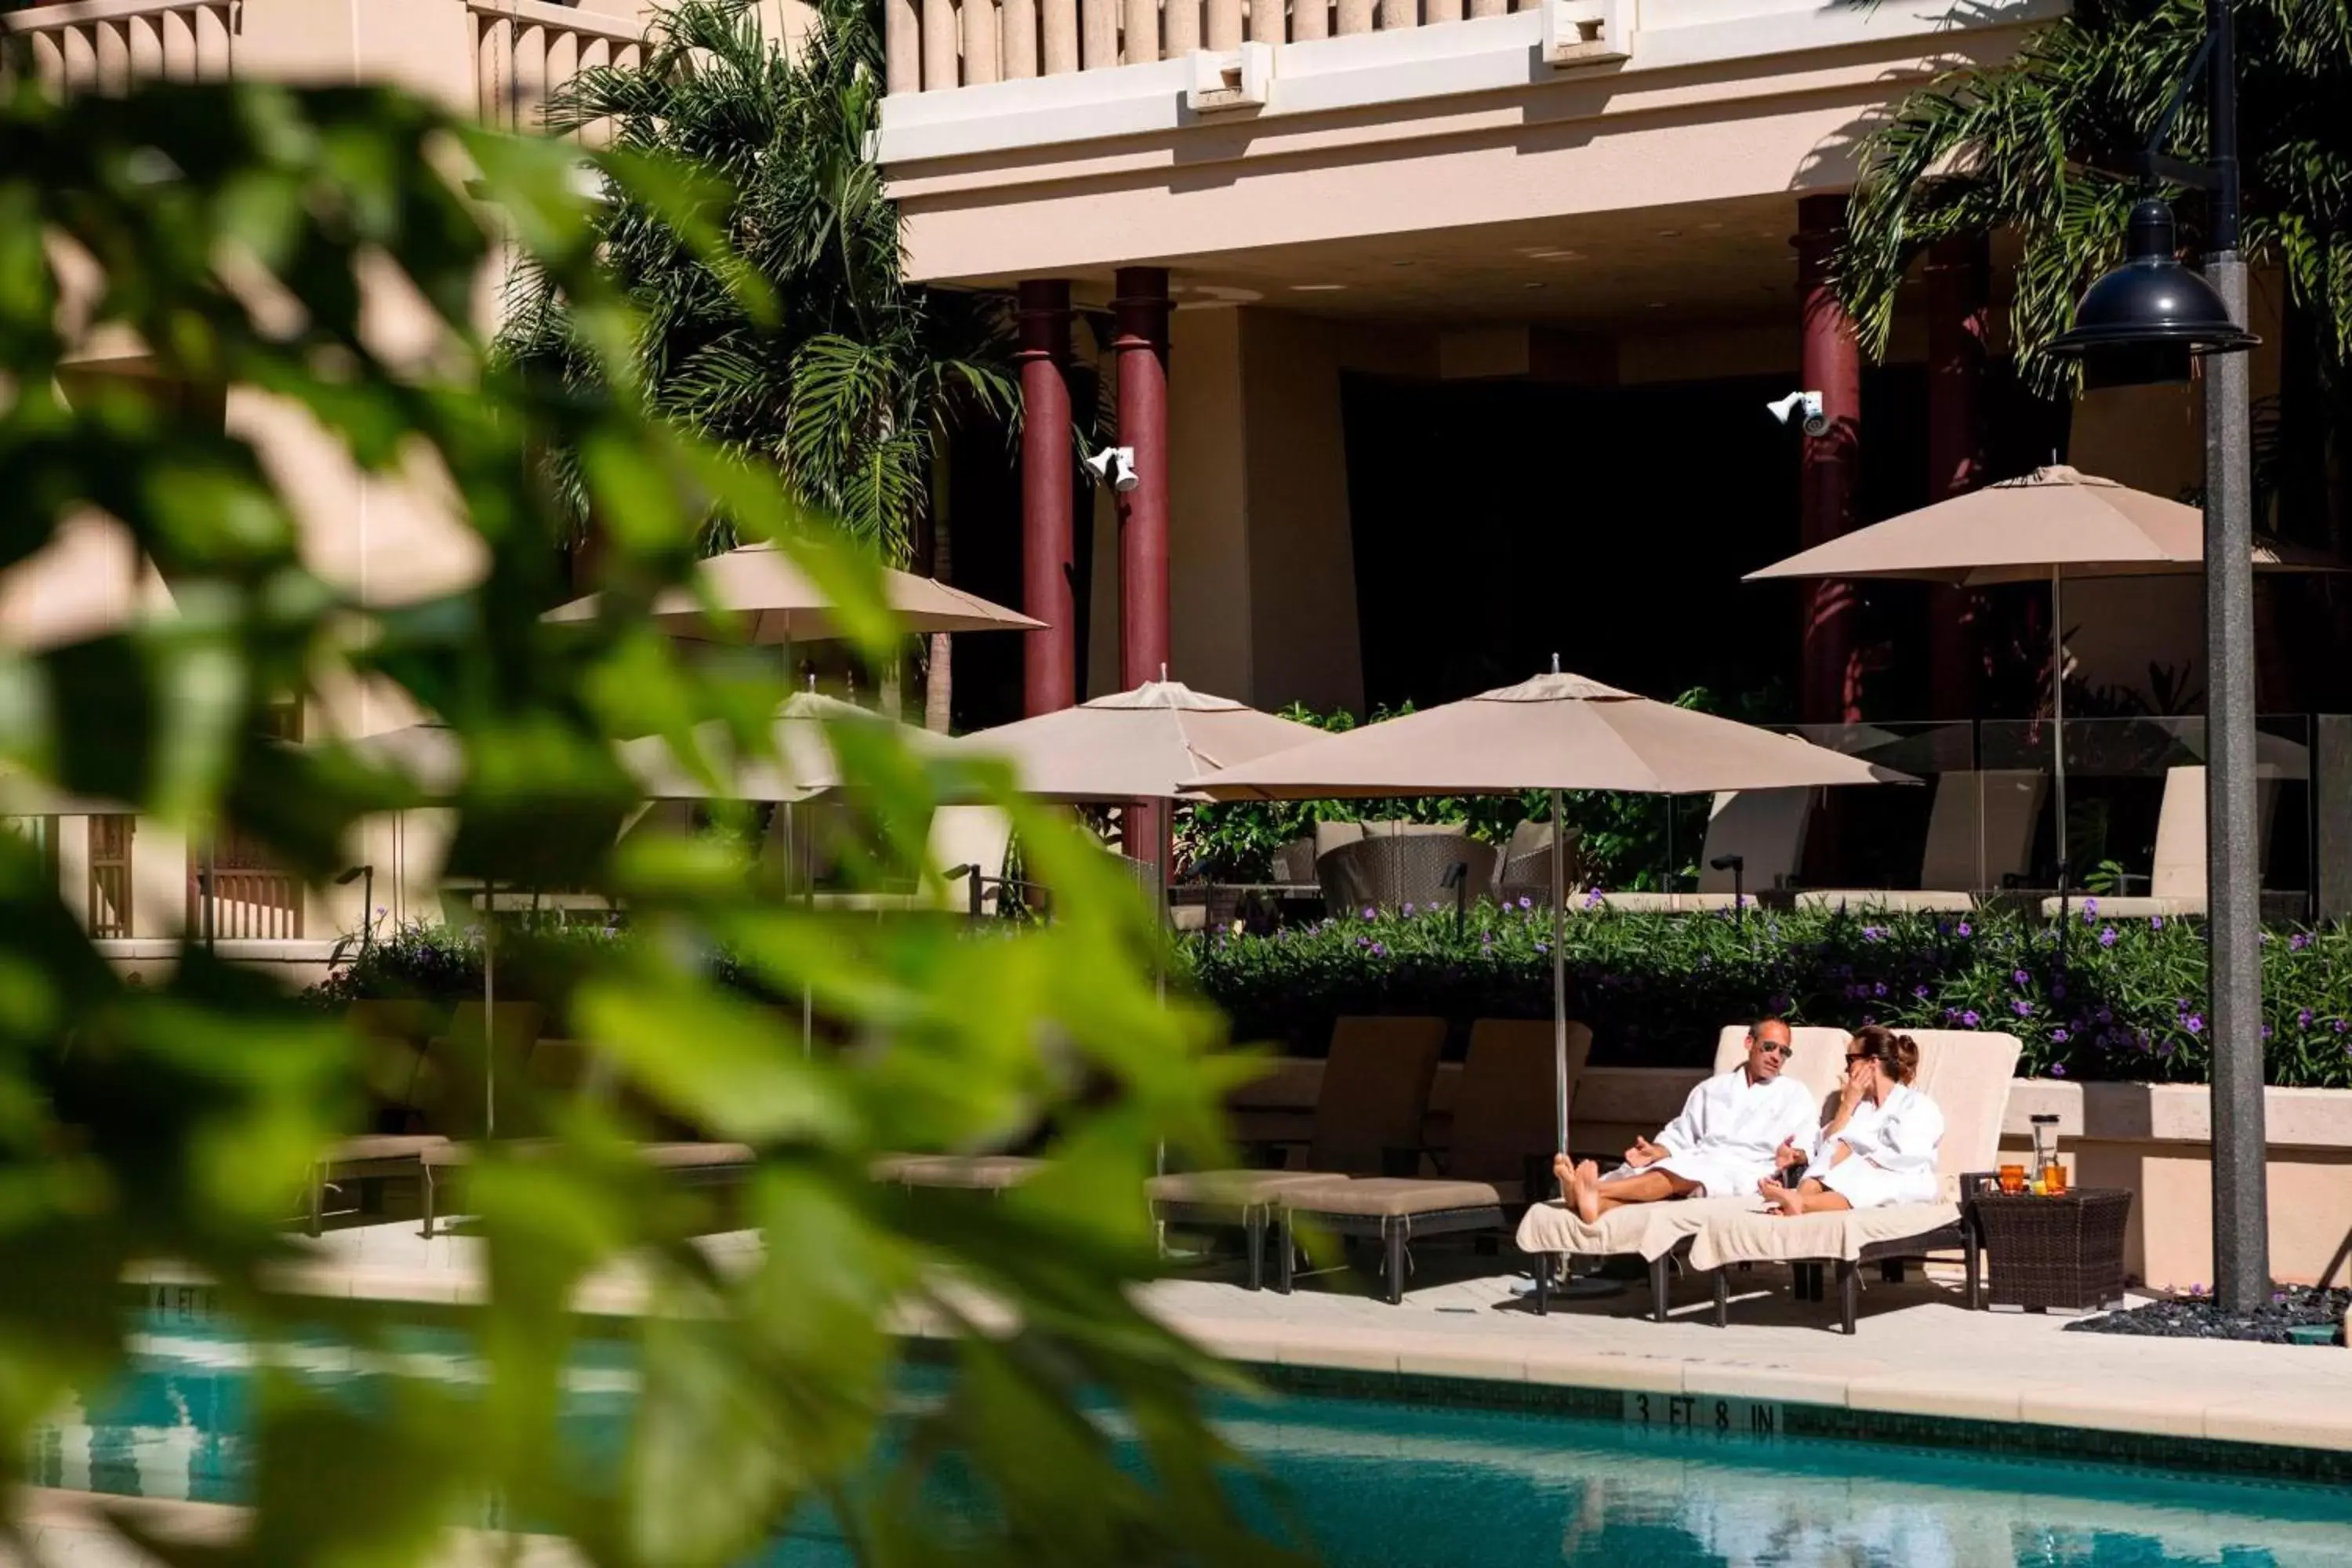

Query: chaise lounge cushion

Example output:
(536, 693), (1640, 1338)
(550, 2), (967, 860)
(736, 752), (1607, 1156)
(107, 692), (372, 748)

(1515, 1194), (1762, 1262)
(1145, 1169), (1345, 1208)
(321, 1134), (448, 1168)
(880, 1154), (1040, 1190)
(1686, 1200), (1962, 1269)
(1280, 1176), (1504, 1218)
(422, 1140), (756, 1169)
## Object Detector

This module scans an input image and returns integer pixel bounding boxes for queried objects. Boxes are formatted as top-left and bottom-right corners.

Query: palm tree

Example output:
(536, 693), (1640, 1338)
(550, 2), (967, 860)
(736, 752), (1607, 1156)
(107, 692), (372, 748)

(1833, 0), (2352, 545)
(497, 0), (1016, 726)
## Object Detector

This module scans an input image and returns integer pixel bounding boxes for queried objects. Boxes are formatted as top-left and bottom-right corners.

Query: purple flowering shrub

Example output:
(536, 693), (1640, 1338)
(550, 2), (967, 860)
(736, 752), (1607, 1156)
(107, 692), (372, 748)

(1181, 902), (2352, 1086)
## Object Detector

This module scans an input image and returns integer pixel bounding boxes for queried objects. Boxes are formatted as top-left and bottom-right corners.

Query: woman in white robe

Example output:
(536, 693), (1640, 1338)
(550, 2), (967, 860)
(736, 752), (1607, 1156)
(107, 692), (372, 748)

(1760, 1025), (1944, 1215)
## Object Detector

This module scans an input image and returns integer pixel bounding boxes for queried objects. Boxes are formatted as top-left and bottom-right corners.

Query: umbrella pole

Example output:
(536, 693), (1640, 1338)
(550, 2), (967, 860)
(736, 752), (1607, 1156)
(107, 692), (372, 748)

(483, 877), (495, 1142)
(798, 803), (814, 1058)
(2051, 567), (2069, 899)
(1551, 787), (1567, 1160)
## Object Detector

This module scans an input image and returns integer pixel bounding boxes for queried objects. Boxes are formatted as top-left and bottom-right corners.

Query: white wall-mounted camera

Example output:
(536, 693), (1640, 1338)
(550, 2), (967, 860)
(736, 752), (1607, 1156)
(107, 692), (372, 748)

(1086, 445), (1139, 493)
(1766, 390), (1828, 437)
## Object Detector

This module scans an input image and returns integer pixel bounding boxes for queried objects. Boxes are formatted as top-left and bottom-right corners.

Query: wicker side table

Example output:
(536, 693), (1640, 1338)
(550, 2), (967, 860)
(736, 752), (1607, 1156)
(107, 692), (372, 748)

(1972, 1188), (2132, 1312)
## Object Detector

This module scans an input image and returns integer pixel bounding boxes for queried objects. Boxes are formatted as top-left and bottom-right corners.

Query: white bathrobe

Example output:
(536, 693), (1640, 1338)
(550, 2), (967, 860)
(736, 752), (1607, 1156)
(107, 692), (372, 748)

(1804, 1082), (1946, 1208)
(1602, 1066), (1820, 1200)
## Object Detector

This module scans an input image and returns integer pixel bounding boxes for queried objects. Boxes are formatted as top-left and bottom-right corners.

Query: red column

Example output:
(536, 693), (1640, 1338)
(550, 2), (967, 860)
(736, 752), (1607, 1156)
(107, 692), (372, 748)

(1925, 234), (1990, 721)
(1114, 267), (1171, 690)
(1113, 267), (1172, 886)
(1795, 194), (1864, 726)
(1017, 280), (1076, 717)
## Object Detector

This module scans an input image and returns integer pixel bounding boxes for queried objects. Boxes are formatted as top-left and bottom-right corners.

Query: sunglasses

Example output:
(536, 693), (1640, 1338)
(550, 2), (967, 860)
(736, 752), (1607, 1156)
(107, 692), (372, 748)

(1845, 1053), (1868, 1065)
(1755, 1041), (1791, 1056)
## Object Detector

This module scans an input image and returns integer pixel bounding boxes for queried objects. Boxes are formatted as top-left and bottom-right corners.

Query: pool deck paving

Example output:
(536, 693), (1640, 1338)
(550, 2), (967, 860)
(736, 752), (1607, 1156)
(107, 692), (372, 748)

(123, 1218), (2352, 1460)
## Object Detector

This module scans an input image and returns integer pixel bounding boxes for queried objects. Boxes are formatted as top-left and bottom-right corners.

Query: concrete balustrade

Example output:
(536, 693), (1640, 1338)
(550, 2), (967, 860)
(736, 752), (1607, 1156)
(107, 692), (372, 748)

(6, 0), (237, 94)
(884, 0), (1554, 91)
(6, 0), (644, 138)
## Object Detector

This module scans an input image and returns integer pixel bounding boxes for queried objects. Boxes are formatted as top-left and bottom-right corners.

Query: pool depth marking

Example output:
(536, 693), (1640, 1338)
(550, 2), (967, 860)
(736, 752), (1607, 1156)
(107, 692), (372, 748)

(1623, 1390), (1784, 1439)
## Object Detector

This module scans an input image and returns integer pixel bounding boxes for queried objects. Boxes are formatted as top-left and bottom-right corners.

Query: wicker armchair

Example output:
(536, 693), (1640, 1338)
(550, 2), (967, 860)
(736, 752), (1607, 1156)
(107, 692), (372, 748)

(1317, 834), (1497, 914)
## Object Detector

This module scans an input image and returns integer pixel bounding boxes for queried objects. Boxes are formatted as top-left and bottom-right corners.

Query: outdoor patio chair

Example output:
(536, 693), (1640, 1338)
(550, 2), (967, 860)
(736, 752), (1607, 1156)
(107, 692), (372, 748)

(301, 1001), (542, 1236)
(1682, 1026), (2020, 1333)
(1515, 1025), (1851, 1320)
(1797, 770), (2042, 912)
(2039, 764), (2280, 918)
(1316, 834), (1497, 915)
(1145, 1014), (1446, 1290)
(421, 1138), (757, 1238)
(1587, 792), (1808, 913)
(1272, 1018), (1593, 1305)
(872, 1153), (1043, 1192)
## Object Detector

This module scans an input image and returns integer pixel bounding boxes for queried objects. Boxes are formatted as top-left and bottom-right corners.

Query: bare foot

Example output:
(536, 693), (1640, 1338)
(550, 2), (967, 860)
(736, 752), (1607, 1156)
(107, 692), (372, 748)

(1552, 1152), (1574, 1201)
(1759, 1181), (1804, 1217)
(1572, 1160), (1602, 1225)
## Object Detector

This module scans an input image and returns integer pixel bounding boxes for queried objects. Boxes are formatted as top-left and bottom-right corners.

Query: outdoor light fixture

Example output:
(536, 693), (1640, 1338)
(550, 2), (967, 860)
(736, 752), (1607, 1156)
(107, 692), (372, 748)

(335, 863), (376, 953)
(2045, 198), (2255, 387)
(2049, 0), (2269, 1313)
(1708, 852), (1744, 924)
(1084, 445), (1138, 493)
(1764, 390), (1827, 437)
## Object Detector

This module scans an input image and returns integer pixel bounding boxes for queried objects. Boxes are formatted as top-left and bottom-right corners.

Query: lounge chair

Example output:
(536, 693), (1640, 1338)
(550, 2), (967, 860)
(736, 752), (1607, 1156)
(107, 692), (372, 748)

(1145, 1015), (1447, 1290)
(1592, 790), (1806, 912)
(2039, 764), (2281, 918)
(1515, 1025), (1851, 1319)
(1272, 1018), (1593, 1305)
(873, 1153), (1042, 1192)
(413, 1025), (757, 1237)
(1682, 1026), (2021, 1332)
(301, 1000), (540, 1236)
(1798, 769), (2043, 913)
(421, 1138), (757, 1237)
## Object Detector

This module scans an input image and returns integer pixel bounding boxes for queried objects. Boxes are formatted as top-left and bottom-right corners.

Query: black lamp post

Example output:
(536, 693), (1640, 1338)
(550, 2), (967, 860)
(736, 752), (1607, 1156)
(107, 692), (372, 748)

(2046, 0), (2267, 1314)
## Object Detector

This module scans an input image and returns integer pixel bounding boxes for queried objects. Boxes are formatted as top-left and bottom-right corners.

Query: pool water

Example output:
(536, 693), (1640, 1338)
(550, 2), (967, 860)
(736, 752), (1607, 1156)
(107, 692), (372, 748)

(34, 1323), (2352, 1567)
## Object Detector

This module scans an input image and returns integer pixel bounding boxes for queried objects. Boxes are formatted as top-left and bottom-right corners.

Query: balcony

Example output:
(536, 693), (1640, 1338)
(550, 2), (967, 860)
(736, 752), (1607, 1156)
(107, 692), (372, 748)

(5, 0), (644, 136)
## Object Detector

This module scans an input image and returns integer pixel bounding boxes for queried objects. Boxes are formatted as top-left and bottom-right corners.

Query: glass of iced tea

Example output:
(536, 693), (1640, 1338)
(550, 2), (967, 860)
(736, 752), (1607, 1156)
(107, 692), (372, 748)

(1998, 1164), (2027, 1195)
(2041, 1163), (2067, 1196)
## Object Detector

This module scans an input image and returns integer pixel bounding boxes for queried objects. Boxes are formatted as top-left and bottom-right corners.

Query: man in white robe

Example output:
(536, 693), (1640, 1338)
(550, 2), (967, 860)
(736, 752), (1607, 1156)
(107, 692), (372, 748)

(1555, 1019), (1820, 1224)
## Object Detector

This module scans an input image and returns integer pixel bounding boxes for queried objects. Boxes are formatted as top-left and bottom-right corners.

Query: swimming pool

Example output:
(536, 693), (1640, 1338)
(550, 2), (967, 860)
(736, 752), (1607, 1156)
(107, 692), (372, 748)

(34, 1322), (2352, 1567)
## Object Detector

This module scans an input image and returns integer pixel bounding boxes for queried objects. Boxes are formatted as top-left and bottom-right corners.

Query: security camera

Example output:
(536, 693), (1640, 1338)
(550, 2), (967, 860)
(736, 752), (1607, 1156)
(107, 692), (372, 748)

(1086, 445), (1139, 493)
(1766, 390), (1828, 437)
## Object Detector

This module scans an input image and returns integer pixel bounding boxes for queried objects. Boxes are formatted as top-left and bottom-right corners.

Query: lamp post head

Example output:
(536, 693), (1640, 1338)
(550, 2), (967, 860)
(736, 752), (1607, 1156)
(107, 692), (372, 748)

(2046, 198), (2257, 387)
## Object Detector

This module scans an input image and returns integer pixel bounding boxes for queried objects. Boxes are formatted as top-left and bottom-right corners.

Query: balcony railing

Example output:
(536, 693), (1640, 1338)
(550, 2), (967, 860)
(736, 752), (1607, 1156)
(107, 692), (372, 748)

(191, 866), (303, 940)
(466, 0), (642, 138)
(884, 0), (1551, 93)
(3, 0), (238, 95)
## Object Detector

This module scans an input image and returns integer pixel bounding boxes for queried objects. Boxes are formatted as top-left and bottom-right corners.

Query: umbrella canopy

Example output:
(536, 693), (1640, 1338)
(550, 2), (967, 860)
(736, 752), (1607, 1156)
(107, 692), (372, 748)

(340, 694), (942, 805)
(1741, 465), (2342, 587)
(0, 514), (175, 652)
(619, 691), (950, 803)
(1185, 670), (1903, 800)
(955, 680), (1327, 803)
(1741, 465), (2345, 880)
(544, 542), (1042, 641)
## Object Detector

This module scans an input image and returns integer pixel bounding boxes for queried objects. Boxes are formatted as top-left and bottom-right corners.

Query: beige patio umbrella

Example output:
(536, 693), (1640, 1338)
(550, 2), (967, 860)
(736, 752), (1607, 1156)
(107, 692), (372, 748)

(0, 514), (175, 652)
(543, 541), (1042, 641)
(1185, 665), (1902, 1166)
(953, 679), (1328, 905)
(955, 680), (1327, 804)
(1743, 464), (2345, 876)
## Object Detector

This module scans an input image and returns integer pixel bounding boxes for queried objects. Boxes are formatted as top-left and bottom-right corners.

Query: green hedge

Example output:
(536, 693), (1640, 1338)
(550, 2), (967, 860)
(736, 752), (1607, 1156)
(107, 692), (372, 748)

(1179, 900), (2352, 1088)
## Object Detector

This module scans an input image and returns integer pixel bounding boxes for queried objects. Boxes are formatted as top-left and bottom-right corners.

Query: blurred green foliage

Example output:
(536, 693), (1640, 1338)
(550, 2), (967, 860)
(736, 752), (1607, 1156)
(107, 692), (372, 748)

(0, 71), (1290, 1566)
